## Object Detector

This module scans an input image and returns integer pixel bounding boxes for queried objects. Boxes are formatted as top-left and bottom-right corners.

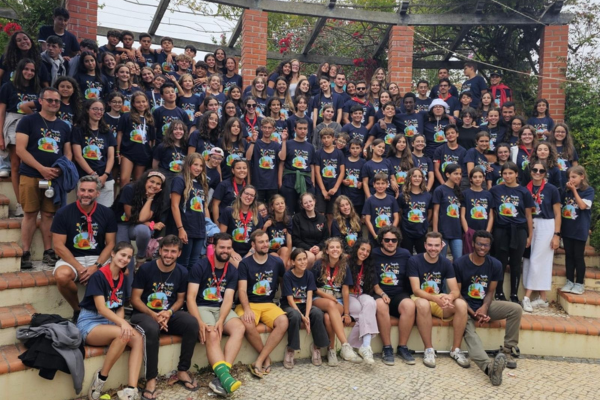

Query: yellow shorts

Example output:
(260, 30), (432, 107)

(411, 295), (454, 321)
(235, 302), (286, 329)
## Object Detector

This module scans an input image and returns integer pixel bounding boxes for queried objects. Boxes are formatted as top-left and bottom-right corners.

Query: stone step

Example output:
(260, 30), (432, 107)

(0, 218), (47, 261)
(558, 289), (600, 318)
(554, 246), (599, 268)
(0, 179), (15, 213)
(0, 311), (599, 400)
(0, 242), (24, 273)
(0, 194), (9, 219)
(0, 304), (36, 347)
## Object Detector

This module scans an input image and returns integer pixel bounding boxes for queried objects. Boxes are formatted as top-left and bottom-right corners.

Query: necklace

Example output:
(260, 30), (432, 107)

(157, 261), (176, 287)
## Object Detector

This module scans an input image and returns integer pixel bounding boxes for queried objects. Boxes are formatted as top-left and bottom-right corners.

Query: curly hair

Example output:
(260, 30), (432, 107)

(530, 142), (559, 170)
(197, 110), (220, 144)
(348, 239), (374, 295)
(162, 119), (189, 149)
(128, 170), (165, 224)
(548, 123), (575, 161)
(3, 32), (42, 72)
(318, 237), (349, 287)
(332, 195), (361, 236)
(402, 167), (427, 204)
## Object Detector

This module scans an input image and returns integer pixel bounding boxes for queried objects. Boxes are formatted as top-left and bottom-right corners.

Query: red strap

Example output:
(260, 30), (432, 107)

(527, 179), (546, 205)
(232, 179), (246, 196)
(76, 200), (97, 243)
(326, 264), (339, 289)
(100, 265), (123, 306)
(354, 264), (364, 295)
(519, 145), (532, 158)
(239, 210), (252, 238)
(208, 254), (229, 299)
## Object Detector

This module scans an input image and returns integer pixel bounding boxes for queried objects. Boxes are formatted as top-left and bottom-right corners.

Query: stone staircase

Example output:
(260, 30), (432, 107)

(0, 176), (598, 399)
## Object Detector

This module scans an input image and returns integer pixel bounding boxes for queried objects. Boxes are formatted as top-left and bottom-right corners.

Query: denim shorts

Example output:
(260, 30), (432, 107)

(313, 295), (344, 306)
(76, 308), (115, 343)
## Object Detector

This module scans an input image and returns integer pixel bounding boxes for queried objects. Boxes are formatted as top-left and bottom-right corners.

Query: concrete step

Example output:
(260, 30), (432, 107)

(0, 242), (23, 273)
(558, 289), (600, 318)
(554, 246), (599, 268)
(0, 218), (46, 261)
(0, 304), (36, 346)
(0, 179), (15, 213)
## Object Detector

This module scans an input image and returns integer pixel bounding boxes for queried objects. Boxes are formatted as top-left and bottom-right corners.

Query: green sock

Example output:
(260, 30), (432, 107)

(213, 361), (241, 393)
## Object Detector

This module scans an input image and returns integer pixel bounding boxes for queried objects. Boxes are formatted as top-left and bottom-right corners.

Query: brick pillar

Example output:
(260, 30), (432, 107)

(65, 0), (98, 41)
(538, 25), (568, 122)
(241, 9), (268, 88)
(388, 26), (414, 95)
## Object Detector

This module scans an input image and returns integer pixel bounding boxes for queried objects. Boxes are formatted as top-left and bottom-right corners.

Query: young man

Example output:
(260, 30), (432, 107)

(16, 87), (72, 269)
(131, 235), (200, 397)
(342, 80), (375, 129)
(372, 226), (415, 365)
(415, 80), (432, 113)
(394, 93), (425, 138)
(363, 173), (400, 242)
(278, 118), (316, 214)
(37, 7), (80, 58)
(168, 54), (193, 82)
(433, 124), (466, 185)
(461, 62), (488, 108)
(435, 78), (460, 116)
(489, 70), (512, 108)
(41, 36), (69, 85)
(500, 101), (516, 127)
(51, 175), (117, 321)
(454, 230), (523, 385)
(429, 68), (459, 99)
(333, 72), (350, 105)
(115, 30), (138, 64)
(236, 230), (288, 378)
(315, 128), (345, 227)
(365, 102), (397, 154)
(408, 232), (469, 368)
(99, 29), (121, 55)
(246, 117), (286, 204)
(312, 77), (343, 129)
(187, 232), (245, 396)
(152, 82), (193, 143)
(341, 105), (368, 145)
(138, 33), (157, 67)
(156, 37), (177, 74)
(68, 39), (99, 77)
(342, 138), (366, 215)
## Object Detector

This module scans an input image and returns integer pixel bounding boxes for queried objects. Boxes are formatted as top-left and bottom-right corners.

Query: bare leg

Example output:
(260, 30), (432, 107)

(240, 319), (265, 368)
(306, 252), (316, 268)
(86, 325), (130, 378)
(120, 157), (134, 188)
(323, 313), (334, 349)
(54, 266), (79, 311)
(375, 298), (392, 346)
(223, 319), (245, 365)
(126, 330), (144, 387)
(8, 145), (19, 203)
(414, 298), (433, 349)
(255, 315), (288, 367)
(133, 165), (146, 181)
(205, 329), (225, 366)
(313, 298), (348, 344)
(398, 299), (416, 346)
(39, 211), (54, 250)
(449, 299), (468, 350)
(20, 211), (38, 252)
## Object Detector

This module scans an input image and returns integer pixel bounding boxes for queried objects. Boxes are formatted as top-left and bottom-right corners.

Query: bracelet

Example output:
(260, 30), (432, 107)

(177, 226), (184, 230)
(168, 309), (174, 315)
(103, 172), (110, 177)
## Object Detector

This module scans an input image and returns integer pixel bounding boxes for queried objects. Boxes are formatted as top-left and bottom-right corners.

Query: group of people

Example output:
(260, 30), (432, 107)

(0, 6), (595, 400)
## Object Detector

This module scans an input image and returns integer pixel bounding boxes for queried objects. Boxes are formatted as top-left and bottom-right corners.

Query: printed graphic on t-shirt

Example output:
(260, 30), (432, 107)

(73, 221), (98, 250)
(441, 154), (459, 173)
(380, 263), (399, 286)
(562, 197), (579, 220)
(321, 159), (338, 178)
(292, 149), (309, 169)
(202, 142), (215, 163)
(446, 196), (460, 218)
(146, 281), (175, 310)
(269, 230), (286, 250)
(533, 194), (545, 216)
(226, 148), (244, 167)
(468, 275), (488, 300)
(130, 123), (147, 144)
(57, 110), (73, 127)
(84, 81), (103, 100)
(434, 125), (447, 143)
(169, 151), (184, 172)
(252, 271), (274, 296)
(180, 102), (195, 122)
(232, 221), (251, 243)
(393, 165), (407, 185)
(374, 206), (392, 228)
(407, 201), (427, 223)
(38, 127), (62, 153)
(470, 198), (489, 220)
(421, 272), (442, 294)
(202, 276), (227, 302)
(292, 285), (308, 303)
(188, 188), (204, 213)
(259, 148), (275, 170)
(557, 158), (568, 171)
(498, 195), (520, 217)
(345, 168), (360, 188)
(384, 126), (397, 145)
(518, 154), (529, 171)
(17, 93), (35, 115)
(403, 119), (418, 137)
(107, 288), (123, 309)
(82, 137), (104, 160)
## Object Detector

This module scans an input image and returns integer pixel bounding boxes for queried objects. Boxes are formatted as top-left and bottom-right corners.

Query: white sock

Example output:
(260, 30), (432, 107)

(361, 334), (372, 348)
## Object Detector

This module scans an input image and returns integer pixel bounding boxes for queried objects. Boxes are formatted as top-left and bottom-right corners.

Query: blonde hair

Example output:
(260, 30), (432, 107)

(231, 185), (259, 225)
(332, 195), (361, 235)
(182, 153), (208, 206)
(567, 165), (590, 191)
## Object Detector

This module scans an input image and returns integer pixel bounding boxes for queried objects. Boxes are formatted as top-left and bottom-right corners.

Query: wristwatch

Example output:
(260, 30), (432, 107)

(94, 262), (102, 268)
(554, 232), (561, 237)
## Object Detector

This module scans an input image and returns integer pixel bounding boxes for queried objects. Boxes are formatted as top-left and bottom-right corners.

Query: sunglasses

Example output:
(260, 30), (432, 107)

(532, 168), (546, 174)
(43, 98), (61, 104)
(356, 87), (367, 91)
(246, 104), (256, 108)
(382, 238), (398, 243)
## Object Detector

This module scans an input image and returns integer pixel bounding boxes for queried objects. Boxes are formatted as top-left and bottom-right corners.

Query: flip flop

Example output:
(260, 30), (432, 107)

(247, 363), (264, 379)
(141, 388), (158, 400)
(177, 379), (199, 392)
(263, 365), (272, 375)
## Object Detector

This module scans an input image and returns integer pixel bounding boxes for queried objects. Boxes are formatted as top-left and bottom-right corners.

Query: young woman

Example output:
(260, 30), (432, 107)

(101, 52), (117, 92)
(266, 97), (288, 144)
(204, 53), (218, 75)
(0, 31), (47, 86)
(398, 168), (432, 254)
(114, 64), (141, 113)
(248, 76), (268, 116)
(282, 248), (329, 368)
(387, 134), (413, 193)
(548, 123), (578, 186)
(490, 162), (534, 302)
(522, 142), (562, 189)
(268, 60), (292, 89)
(226, 85), (244, 116)
(331, 195), (362, 253)
(346, 238), (378, 364)
(292, 192), (329, 268)
(200, 75), (226, 113)
(189, 110), (220, 161)
(211, 157), (248, 219)
(20, 75), (81, 128)
(104, 92), (124, 139)
(460, 168), (494, 253)
(171, 153), (209, 268)
(287, 95), (313, 140)
(388, 83), (401, 107)
(313, 104), (342, 151)
(72, 99), (116, 207)
(487, 143), (510, 189)
(560, 166), (595, 295)
(367, 79), (382, 113)
(240, 96), (263, 139)
(177, 73), (203, 124)
(0, 58), (40, 215)
(423, 99), (451, 158)
(457, 107), (479, 150)
(432, 163), (464, 259)
(274, 77), (295, 118)
(361, 139), (393, 198)
(309, 62), (330, 96)
(373, 68), (388, 90)
(411, 134), (434, 192)
(152, 120), (188, 212)
(311, 237), (363, 365)
(294, 77), (311, 101)
(476, 92), (493, 127)
(221, 99), (240, 127)
(502, 116), (526, 146)
(219, 117), (248, 180)
(77, 242), (143, 400)
(214, 48), (227, 74)
(266, 194), (292, 265)
(117, 91), (155, 187)
(522, 161), (561, 311)
(146, 74), (166, 112)
(139, 66), (155, 92)
(527, 98), (554, 140)
(151, 63), (163, 77)
(464, 131), (491, 176)
(74, 51), (109, 100)
(223, 57), (243, 93)
(218, 184), (265, 261)
(510, 124), (538, 183)
(374, 91), (393, 121)
(288, 59), (304, 97)
(482, 108), (505, 153)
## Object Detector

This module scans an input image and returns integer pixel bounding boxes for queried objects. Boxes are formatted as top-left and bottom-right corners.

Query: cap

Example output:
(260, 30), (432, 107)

(490, 70), (503, 77)
(209, 147), (224, 157)
(429, 98), (449, 112)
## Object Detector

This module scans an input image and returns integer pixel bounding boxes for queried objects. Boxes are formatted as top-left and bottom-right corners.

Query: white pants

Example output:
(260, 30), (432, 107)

(523, 218), (555, 291)
(53, 255), (101, 281)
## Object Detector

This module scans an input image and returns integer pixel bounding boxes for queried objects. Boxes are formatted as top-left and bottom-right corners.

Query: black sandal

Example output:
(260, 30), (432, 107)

(141, 388), (158, 400)
(177, 379), (200, 392)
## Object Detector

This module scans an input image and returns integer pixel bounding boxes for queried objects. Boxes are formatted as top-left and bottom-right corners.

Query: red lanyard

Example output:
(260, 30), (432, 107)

(100, 265), (123, 305)
(519, 145), (532, 159)
(527, 180), (546, 205)
(208, 254), (229, 299)
(326, 264), (339, 289)
(239, 210), (253, 237)
(354, 264), (364, 295)
(245, 115), (257, 132)
(76, 200), (97, 241)
(232, 179), (246, 196)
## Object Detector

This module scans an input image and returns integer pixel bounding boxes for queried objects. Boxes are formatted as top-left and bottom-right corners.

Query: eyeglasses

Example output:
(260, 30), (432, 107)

(474, 242), (491, 248)
(243, 192), (256, 198)
(43, 98), (61, 104)
(90, 108), (105, 113)
(382, 238), (398, 243)
(246, 104), (256, 108)
(532, 168), (546, 174)
(356, 87), (366, 91)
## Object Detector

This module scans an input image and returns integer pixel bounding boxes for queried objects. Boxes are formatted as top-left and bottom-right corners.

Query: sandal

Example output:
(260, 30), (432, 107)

(263, 364), (272, 375)
(247, 363), (264, 379)
(141, 388), (158, 400)
(176, 379), (199, 392)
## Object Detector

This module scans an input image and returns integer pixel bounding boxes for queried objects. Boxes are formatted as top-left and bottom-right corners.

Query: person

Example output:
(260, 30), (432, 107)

(177, 74), (203, 124)
(156, 37), (177, 74)
(268, 60), (292, 88)
(346, 238), (378, 364)
(265, 194), (292, 264)
(457, 107), (479, 150)
(0, 31), (49, 86)
(292, 192), (329, 268)
(286, 95), (313, 141)
(342, 80), (375, 129)
(476, 92), (494, 127)
(372, 226), (415, 365)
(454, 230), (523, 385)
(527, 99), (554, 140)
(482, 108), (506, 153)
(433, 78), (460, 116)
(236, 230), (288, 378)
(464, 131), (491, 177)
(77, 242), (143, 400)
(429, 68), (459, 99)
(73, 51), (109, 101)
(138, 33), (157, 68)
(214, 48), (227, 74)
(433, 124), (466, 186)
(171, 153), (209, 269)
(361, 139), (394, 197)
(131, 235), (200, 398)
(41, 35), (69, 85)
(282, 248), (330, 368)
(461, 61), (488, 108)
(99, 29), (120, 56)
(309, 62), (329, 95)
(332, 72), (350, 105)
(423, 99), (451, 159)
(457, 92), (473, 117)
(487, 143), (510, 189)
(363, 172), (400, 243)
(461, 168), (494, 253)
(313, 104), (342, 151)
(341, 105), (368, 145)
(212, 158), (248, 221)
(310, 237), (363, 366)
(100, 53), (118, 92)
(488, 70), (512, 108)
(263, 97), (287, 144)
(16, 87), (72, 269)
(274, 77), (295, 119)
(510, 125), (537, 181)
(113, 64), (142, 113)
(411, 134), (434, 192)
(432, 163), (463, 259)
(490, 162), (534, 302)
(104, 92), (123, 139)
(189, 110), (220, 160)
(342, 138), (366, 214)
(152, 120), (188, 211)
(218, 117), (248, 180)
(315, 127), (345, 228)
(240, 96), (263, 139)
(312, 76), (343, 129)
(521, 161), (561, 312)
(331, 195), (362, 253)
(398, 168), (432, 254)
(500, 101), (516, 127)
(187, 232), (245, 396)
(365, 102), (397, 154)
(409, 232), (470, 368)
(560, 166), (595, 295)
(395, 93), (426, 139)
(548, 123), (578, 186)
(415, 80), (432, 112)
(521, 142), (562, 189)
(0, 58), (41, 217)
(38, 7), (80, 58)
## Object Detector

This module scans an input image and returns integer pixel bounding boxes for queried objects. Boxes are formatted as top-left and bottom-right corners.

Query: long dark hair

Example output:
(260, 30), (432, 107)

(55, 76), (83, 122)
(12, 58), (40, 93)
(77, 51), (103, 78)
(269, 60), (291, 82)
(162, 119), (189, 149)
(3, 32), (42, 71)
(348, 239), (374, 295)
(444, 163), (464, 202)
(129, 170), (165, 224)
(79, 99), (110, 135)
(197, 110), (220, 144)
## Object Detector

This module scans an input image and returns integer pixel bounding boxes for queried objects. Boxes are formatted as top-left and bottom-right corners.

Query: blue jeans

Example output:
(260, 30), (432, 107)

(440, 238), (463, 259)
(178, 237), (204, 269)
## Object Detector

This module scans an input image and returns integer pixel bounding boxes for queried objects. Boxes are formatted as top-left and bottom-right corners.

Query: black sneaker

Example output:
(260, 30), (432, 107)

(502, 346), (518, 369)
(397, 345), (416, 365)
(21, 251), (33, 270)
(488, 353), (507, 386)
(209, 377), (228, 397)
(510, 294), (520, 304)
(382, 345), (395, 366)
(495, 292), (507, 301)
(42, 249), (59, 267)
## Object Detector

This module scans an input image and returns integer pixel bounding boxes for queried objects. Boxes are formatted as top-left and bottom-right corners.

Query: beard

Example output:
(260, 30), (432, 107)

(215, 251), (231, 263)
(255, 248), (268, 256)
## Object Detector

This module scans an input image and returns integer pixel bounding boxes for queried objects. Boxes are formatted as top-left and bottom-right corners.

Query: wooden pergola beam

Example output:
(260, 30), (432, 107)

(148, 0), (171, 36)
(373, 1), (410, 59)
(301, 0), (336, 55)
(443, 26), (472, 61)
(227, 10), (243, 48)
(540, 1), (564, 19)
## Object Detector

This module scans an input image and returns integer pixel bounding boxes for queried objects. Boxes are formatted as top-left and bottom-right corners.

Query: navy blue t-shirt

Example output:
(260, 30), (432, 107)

(408, 253), (455, 294)
(526, 116), (555, 139)
(387, 157), (410, 189)
(115, 183), (160, 224)
(267, 219), (292, 253)
(464, 148), (489, 175)
(461, 76), (487, 107)
(0, 81), (37, 113)
(177, 95), (203, 125)
(103, 113), (120, 138)
(454, 254), (502, 312)
(361, 158), (392, 195)
(368, 122), (398, 154)
(311, 92), (344, 125)
(250, 139), (280, 191)
(152, 106), (191, 143)
(171, 175), (206, 239)
(433, 145), (467, 180)
(155, 52), (176, 74)
(341, 123), (368, 144)
(362, 194), (399, 239)
(188, 133), (218, 163)
(312, 260), (353, 298)
(432, 184), (462, 239)
(282, 269), (317, 307)
(51, 202), (118, 257)
(16, 113), (71, 178)
(223, 74), (243, 93)
(213, 179), (243, 214)
(132, 261), (188, 312)
(394, 112), (425, 138)
(481, 125), (506, 153)
(561, 186), (595, 241)
(219, 139), (249, 181)
(238, 255), (285, 303)
(462, 188), (494, 231)
(153, 143), (185, 172)
(79, 270), (124, 312)
(529, 183), (560, 219)
(490, 184), (535, 227)
(72, 126), (117, 179)
(486, 163), (503, 187)
(74, 73), (109, 101)
(316, 148), (345, 191)
(218, 207), (265, 256)
(189, 258), (239, 307)
(342, 157), (366, 206)
(117, 114), (155, 165)
(331, 217), (361, 251)
(206, 165), (221, 191)
(412, 154), (433, 184)
(282, 140), (316, 188)
(343, 99), (374, 126)
(371, 247), (412, 297)
(38, 26), (80, 56)
(423, 118), (449, 158)
(147, 90), (163, 113)
(398, 191), (432, 239)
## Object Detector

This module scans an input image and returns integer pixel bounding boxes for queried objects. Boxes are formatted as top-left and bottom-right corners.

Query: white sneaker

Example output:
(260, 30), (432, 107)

(14, 203), (23, 217)
(358, 346), (375, 365)
(117, 387), (140, 400)
(423, 348), (436, 368)
(87, 369), (106, 400)
(340, 343), (363, 363)
(449, 347), (471, 368)
(531, 298), (549, 308)
(522, 297), (533, 313)
(560, 280), (574, 293)
(571, 283), (585, 295)
(327, 348), (338, 367)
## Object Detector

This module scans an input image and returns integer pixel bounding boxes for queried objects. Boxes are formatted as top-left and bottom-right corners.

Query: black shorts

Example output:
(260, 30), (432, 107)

(374, 292), (411, 318)
(316, 189), (338, 214)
